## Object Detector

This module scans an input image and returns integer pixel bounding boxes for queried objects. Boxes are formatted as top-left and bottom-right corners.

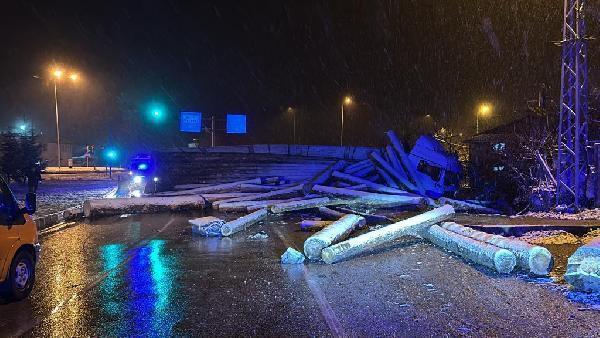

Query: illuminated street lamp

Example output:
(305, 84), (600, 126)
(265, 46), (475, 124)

(341, 96), (353, 146)
(476, 103), (492, 134)
(287, 107), (296, 144)
(50, 66), (79, 168)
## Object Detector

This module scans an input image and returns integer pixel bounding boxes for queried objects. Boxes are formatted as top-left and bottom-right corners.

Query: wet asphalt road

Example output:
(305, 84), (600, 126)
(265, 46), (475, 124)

(0, 211), (599, 337)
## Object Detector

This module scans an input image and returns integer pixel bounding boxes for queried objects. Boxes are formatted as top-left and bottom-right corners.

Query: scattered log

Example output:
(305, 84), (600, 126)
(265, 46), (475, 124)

(318, 207), (347, 220)
(173, 178), (263, 194)
(345, 159), (371, 174)
(385, 130), (426, 196)
(440, 222), (552, 275)
(300, 220), (333, 231)
(438, 197), (500, 214)
(83, 195), (206, 218)
(372, 162), (400, 189)
(312, 185), (425, 208)
(245, 197), (308, 212)
(385, 145), (407, 177)
(321, 205), (455, 264)
(190, 216), (225, 236)
(270, 197), (334, 214)
(370, 151), (415, 191)
(200, 193), (256, 203)
(425, 224), (516, 274)
(239, 182), (295, 193)
(565, 238), (600, 292)
(303, 160), (347, 193)
(332, 207), (393, 225)
(352, 164), (375, 178)
(332, 171), (411, 195)
(221, 209), (268, 236)
(213, 184), (304, 208)
(304, 215), (366, 260)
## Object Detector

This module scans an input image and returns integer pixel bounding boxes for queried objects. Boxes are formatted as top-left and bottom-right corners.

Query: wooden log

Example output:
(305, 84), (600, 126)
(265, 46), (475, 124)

(385, 130), (426, 195)
(332, 171), (411, 195)
(565, 238), (600, 292)
(318, 207), (347, 220)
(352, 164), (375, 178)
(312, 185), (425, 208)
(370, 151), (416, 191)
(385, 145), (406, 176)
(270, 197), (334, 214)
(200, 193), (256, 202)
(303, 160), (347, 193)
(440, 222), (552, 275)
(245, 197), (307, 212)
(438, 197), (500, 214)
(304, 215), (366, 260)
(213, 184), (304, 208)
(220, 209), (268, 236)
(83, 195), (206, 218)
(321, 205), (455, 264)
(345, 159), (371, 174)
(425, 224), (516, 274)
(373, 164), (400, 188)
(332, 207), (393, 225)
(300, 220), (333, 231)
(239, 182), (295, 193)
(173, 178), (263, 194)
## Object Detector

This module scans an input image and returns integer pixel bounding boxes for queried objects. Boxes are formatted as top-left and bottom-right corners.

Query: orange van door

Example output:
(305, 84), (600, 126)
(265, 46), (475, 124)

(0, 212), (20, 279)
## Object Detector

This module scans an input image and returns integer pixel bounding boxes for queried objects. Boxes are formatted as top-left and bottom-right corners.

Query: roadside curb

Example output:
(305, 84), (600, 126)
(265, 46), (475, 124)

(34, 206), (84, 231)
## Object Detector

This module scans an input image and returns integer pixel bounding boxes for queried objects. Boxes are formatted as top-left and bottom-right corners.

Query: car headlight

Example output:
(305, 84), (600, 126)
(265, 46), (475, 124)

(133, 176), (143, 184)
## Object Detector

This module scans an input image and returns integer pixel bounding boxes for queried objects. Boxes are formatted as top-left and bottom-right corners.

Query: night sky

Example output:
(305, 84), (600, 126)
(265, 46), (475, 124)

(1, 1), (596, 151)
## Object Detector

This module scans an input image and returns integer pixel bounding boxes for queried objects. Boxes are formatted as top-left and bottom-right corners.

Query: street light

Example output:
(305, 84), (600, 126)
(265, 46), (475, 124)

(341, 96), (353, 146)
(476, 103), (492, 134)
(287, 107), (296, 144)
(50, 66), (80, 169)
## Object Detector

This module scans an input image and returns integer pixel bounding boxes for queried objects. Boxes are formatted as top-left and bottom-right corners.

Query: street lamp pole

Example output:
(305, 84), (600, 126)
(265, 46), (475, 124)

(340, 103), (344, 146)
(293, 109), (296, 144)
(340, 96), (352, 146)
(476, 111), (479, 134)
(54, 80), (61, 169)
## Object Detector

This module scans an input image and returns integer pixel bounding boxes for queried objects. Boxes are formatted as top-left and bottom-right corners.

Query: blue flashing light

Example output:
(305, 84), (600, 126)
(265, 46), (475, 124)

(19, 124), (27, 131)
(226, 114), (247, 134)
(137, 163), (149, 171)
(105, 148), (119, 162)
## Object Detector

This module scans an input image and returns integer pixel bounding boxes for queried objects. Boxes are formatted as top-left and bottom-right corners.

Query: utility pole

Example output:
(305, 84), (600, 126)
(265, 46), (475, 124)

(556, 0), (590, 210)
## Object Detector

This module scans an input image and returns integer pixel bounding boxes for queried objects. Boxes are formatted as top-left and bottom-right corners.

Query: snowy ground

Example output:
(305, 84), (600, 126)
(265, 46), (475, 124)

(9, 179), (117, 218)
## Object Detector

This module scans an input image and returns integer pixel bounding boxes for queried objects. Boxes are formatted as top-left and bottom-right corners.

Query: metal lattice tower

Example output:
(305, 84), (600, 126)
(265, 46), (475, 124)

(557, 0), (590, 209)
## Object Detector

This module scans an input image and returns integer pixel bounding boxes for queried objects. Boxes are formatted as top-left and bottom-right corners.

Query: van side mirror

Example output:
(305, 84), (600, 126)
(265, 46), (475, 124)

(24, 192), (36, 215)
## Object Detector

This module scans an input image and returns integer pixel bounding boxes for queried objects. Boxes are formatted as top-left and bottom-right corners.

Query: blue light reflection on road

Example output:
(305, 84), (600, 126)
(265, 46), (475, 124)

(99, 239), (181, 336)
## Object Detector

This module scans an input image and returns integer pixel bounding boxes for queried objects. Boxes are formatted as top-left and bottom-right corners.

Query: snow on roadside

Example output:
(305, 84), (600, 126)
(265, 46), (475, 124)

(515, 208), (600, 220)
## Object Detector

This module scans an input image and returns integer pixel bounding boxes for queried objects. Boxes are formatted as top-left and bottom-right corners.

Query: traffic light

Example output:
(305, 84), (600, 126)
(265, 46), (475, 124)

(147, 102), (167, 124)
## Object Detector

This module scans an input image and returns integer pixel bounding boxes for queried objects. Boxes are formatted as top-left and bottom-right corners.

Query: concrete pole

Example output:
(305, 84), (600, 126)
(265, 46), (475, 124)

(321, 205), (454, 264)
(304, 214), (365, 260)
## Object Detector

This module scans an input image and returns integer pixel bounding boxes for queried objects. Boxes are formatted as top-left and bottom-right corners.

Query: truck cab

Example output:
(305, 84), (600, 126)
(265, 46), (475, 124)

(0, 176), (38, 301)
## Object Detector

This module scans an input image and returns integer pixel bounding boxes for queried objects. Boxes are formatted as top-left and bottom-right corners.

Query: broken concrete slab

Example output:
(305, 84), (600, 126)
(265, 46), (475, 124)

(565, 238), (600, 293)
(281, 247), (305, 264)
(190, 216), (225, 237)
